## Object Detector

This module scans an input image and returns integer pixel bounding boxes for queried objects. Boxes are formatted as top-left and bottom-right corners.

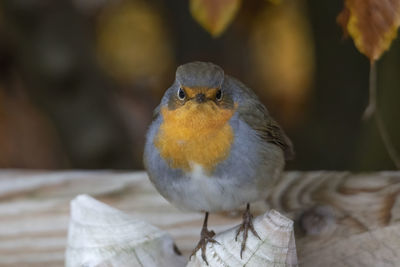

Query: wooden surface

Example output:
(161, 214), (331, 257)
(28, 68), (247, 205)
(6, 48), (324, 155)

(1, 170), (400, 266)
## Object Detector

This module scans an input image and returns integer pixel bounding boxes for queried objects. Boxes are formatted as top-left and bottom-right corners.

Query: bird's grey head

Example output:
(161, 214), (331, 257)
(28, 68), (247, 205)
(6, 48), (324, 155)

(176, 62), (224, 88)
(163, 61), (234, 110)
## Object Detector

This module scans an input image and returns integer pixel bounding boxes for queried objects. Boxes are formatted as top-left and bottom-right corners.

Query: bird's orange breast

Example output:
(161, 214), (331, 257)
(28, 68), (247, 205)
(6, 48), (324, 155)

(154, 101), (236, 173)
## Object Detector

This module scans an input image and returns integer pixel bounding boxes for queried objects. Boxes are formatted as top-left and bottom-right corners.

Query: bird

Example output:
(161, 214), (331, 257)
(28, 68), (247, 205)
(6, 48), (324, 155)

(143, 61), (293, 265)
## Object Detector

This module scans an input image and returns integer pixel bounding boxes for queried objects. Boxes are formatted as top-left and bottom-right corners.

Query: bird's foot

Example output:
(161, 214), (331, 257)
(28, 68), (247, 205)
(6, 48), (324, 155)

(235, 207), (261, 258)
(190, 227), (219, 265)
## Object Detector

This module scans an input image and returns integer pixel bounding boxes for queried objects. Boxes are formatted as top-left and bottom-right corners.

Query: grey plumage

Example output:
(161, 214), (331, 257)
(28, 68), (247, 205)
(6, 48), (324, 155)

(226, 76), (295, 160)
(176, 62), (224, 89)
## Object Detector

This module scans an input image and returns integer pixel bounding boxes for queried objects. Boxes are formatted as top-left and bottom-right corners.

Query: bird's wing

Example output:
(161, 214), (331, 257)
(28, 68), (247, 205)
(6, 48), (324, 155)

(233, 80), (294, 161)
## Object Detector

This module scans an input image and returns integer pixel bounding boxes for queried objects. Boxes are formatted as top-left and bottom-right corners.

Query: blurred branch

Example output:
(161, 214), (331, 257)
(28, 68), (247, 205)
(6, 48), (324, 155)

(362, 63), (376, 120)
(365, 63), (400, 169)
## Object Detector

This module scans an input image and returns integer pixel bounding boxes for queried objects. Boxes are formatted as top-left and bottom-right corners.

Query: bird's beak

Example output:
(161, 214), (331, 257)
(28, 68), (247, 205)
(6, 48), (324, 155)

(195, 93), (206, 103)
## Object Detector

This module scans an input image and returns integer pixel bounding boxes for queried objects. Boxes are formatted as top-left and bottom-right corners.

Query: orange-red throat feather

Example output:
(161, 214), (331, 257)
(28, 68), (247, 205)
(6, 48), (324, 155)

(154, 101), (237, 173)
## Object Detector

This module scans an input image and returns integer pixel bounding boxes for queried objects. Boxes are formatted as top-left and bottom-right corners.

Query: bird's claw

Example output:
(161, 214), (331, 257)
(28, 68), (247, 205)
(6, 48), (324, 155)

(235, 208), (261, 258)
(190, 228), (219, 265)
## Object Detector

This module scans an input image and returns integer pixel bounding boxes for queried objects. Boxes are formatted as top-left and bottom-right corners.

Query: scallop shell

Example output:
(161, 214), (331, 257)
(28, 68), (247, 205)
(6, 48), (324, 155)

(65, 194), (185, 267)
(187, 210), (298, 267)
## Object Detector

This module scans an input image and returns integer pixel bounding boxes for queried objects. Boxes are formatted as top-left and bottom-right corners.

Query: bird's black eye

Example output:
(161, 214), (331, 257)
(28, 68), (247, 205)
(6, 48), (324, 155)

(177, 87), (186, 100)
(216, 89), (223, 101)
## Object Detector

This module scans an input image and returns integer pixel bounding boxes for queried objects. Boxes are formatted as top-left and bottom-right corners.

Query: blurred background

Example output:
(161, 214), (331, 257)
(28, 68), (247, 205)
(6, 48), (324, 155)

(0, 0), (399, 171)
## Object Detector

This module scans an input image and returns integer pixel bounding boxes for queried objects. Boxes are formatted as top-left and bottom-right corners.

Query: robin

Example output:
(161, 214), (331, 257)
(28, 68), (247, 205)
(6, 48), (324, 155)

(144, 62), (293, 264)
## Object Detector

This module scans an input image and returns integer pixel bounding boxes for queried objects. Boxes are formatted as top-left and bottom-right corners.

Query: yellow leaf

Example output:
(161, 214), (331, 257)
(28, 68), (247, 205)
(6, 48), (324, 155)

(190, 0), (241, 37)
(96, 0), (173, 85)
(337, 0), (400, 61)
(249, 1), (314, 128)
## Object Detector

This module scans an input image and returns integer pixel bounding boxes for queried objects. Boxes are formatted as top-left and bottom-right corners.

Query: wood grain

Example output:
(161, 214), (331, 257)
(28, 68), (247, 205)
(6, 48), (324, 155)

(267, 171), (400, 266)
(1, 170), (400, 266)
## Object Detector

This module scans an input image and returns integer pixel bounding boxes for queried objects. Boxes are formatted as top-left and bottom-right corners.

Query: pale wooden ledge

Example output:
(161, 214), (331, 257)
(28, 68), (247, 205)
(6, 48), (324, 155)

(1, 170), (400, 266)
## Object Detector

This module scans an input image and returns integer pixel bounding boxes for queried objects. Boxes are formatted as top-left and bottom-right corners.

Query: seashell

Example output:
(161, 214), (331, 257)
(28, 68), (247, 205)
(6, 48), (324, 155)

(187, 209), (298, 267)
(65, 194), (186, 267)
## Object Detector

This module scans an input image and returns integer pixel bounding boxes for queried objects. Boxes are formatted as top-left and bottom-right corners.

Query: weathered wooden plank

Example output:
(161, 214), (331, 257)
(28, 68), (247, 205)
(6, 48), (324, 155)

(300, 223), (400, 266)
(0, 170), (400, 266)
(267, 171), (400, 266)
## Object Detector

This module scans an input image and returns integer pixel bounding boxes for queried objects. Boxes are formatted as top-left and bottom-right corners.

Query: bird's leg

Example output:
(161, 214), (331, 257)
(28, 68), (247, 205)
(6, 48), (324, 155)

(190, 212), (219, 265)
(235, 203), (261, 258)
